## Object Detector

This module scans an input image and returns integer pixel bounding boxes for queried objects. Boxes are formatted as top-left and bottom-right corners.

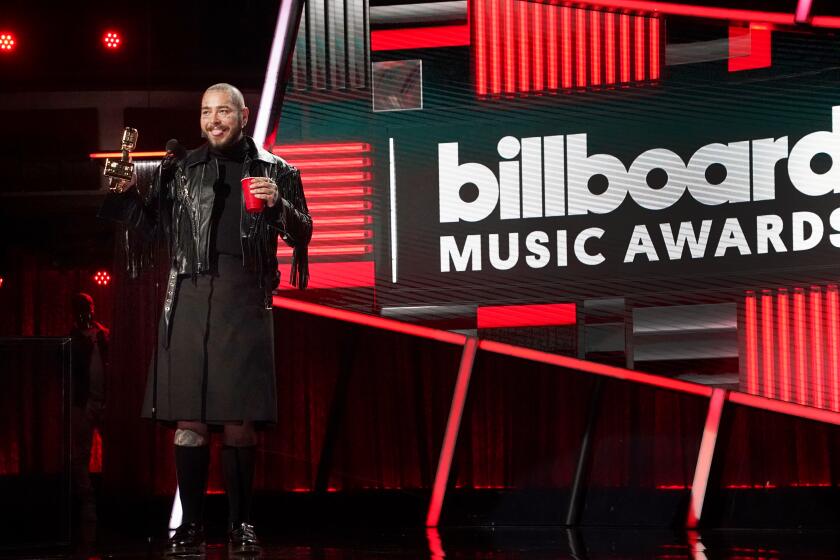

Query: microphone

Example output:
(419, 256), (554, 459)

(161, 139), (186, 179)
(165, 138), (186, 160)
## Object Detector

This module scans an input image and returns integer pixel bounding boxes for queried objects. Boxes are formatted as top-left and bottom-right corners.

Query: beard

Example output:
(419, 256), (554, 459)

(203, 124), (244, 148)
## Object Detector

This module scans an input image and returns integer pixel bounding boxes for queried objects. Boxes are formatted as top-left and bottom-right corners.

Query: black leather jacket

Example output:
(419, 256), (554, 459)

(99, 136), (311, 341)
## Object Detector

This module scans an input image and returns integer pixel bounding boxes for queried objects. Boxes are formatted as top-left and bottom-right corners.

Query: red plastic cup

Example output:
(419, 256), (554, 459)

(241, 177), (265, 213)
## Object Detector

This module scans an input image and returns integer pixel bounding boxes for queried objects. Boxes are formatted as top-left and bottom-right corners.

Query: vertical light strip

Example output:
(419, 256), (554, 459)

(620, 14), (630, 83)
(426, 337), (479, 527)
(634, 15), (646, 81)
(475, 0), (488, 96)
(562, 6), (573, 88)
(548, 3), (558, 90)
(649, 16), (661, 79)
(590, 10), (601, 86)
(489, 0), (501, 94)
(575, 8), (587, 87)
(169, 486), (183, 537)
(745, 292), (759, 396)
(518, 0), (530, 92)
(426, 527), (446, 560)
(777, 289), (792, 403)
(605, 12), (616, 85)
(389, 138), (398, 283)
(687, 388), (727, 529)
(795, 0), (814, 24)
(810, 286), (825, 409)
(254, 0), (301, 146)
(504, 0), (515, 94)
(828, 285), (840, 411)
(794, 288), (808, 405)
(533, 2), (544, 92)
(761, 291), (775, 398)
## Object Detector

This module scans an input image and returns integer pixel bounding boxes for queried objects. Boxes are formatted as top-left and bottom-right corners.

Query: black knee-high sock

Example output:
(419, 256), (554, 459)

(174, 445), (210, 526)
(222, 445), (256, 525)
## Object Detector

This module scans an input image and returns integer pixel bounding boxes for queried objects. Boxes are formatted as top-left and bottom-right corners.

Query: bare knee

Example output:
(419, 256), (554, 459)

(175, 421), (209, 446)
(223, 422), (256, 447)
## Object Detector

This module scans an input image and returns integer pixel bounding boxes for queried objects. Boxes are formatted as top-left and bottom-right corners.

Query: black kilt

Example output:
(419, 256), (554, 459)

(141, 254), (277, 424)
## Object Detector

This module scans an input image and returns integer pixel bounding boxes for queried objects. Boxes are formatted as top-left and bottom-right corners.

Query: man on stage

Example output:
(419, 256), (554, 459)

(99, 83), (311, 556)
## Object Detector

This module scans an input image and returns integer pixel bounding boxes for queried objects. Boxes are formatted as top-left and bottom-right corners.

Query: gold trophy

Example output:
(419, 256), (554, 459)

(104, 127), (139, 193)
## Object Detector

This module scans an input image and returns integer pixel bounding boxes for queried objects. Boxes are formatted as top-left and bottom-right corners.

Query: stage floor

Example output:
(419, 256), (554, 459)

(5, 526), (840, 559)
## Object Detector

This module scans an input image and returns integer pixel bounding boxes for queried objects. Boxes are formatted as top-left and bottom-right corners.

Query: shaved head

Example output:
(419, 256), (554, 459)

(204, 83), (245, 111)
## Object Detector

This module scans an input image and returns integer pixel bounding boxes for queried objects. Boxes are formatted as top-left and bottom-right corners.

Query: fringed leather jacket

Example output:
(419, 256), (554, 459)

(98, 136), (311, 342)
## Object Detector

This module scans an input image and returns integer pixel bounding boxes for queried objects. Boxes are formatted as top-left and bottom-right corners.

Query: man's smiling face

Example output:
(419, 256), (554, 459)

(200, 89), (249, 148)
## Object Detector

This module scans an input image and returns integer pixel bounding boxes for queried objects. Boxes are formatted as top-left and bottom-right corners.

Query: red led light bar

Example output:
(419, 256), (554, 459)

(605, 12), (616, 84)
(475, 0), (487, 96)
(810, 287), (825, 409)
(590, 10), (601, 87)
(286, 157), (371, 169)
(634, 16), (645, 81)
(427, 338), (478, 527)
(777, 289), (791, 402)
(518, 1), (529, 91)
(273, 143), (370, 156)
(744, 292), (758, 396)
(620, 14), (631, 83)
(533, 3), (544, 92)
(828, 286), (840, 411)
(793, 288), (808, 405)
(575, 8), (586, 87)
(316, 216), (372, 226)
(371, 24), (470, 51)
(305, 187), (372, 198)
(311, 230), (372, 241)
(504, 0), (515, 94)
(490, 0), (501, 93)
(649, 16), (661, 79)
(277, 244), (372, 257)
(547, 4), (558, 89)
(761, 291), (775, 398)
(570, 0), (808, 26)
(562, 7), (572, 88)
(308, 201), (372, 212)
(301, 171), (371, 183)
(477, 302), (576, 329)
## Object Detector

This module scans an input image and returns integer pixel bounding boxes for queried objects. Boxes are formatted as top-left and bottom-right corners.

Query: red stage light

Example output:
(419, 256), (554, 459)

(0, 276), (4, 288)
(0, 33), (16, 52)
(103, 31), (121, 50)
(93, 270), (111, 286)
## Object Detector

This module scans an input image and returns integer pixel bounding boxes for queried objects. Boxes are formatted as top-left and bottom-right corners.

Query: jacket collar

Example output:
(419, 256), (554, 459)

(183, 136), (275, 168)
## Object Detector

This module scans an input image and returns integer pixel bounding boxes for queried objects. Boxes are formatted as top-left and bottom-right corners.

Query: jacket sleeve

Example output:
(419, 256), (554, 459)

(97, 163), (168, 278)
(266, 165), (312, 288)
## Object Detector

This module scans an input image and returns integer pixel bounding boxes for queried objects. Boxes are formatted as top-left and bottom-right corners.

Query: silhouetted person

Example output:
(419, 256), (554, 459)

(70, 292), (109, 524)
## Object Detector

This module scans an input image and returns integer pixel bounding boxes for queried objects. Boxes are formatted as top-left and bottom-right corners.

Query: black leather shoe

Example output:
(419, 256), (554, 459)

(166, 522), (205, 557)
(228, 521), (261, 556)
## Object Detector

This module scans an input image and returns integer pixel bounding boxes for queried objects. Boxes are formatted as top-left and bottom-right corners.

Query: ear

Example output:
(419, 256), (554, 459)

(241, 106), (250, 127)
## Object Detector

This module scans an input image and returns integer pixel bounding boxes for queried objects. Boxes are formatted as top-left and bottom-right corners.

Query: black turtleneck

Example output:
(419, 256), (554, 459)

(209, 137), (249, 258)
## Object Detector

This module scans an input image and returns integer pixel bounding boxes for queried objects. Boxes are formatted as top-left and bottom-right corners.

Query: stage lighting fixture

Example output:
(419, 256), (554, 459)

(0, 276), (4, 288)
(0, 33), (16, 52)
(103, 31), (121, 50)
(93, 271), (111, 286)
